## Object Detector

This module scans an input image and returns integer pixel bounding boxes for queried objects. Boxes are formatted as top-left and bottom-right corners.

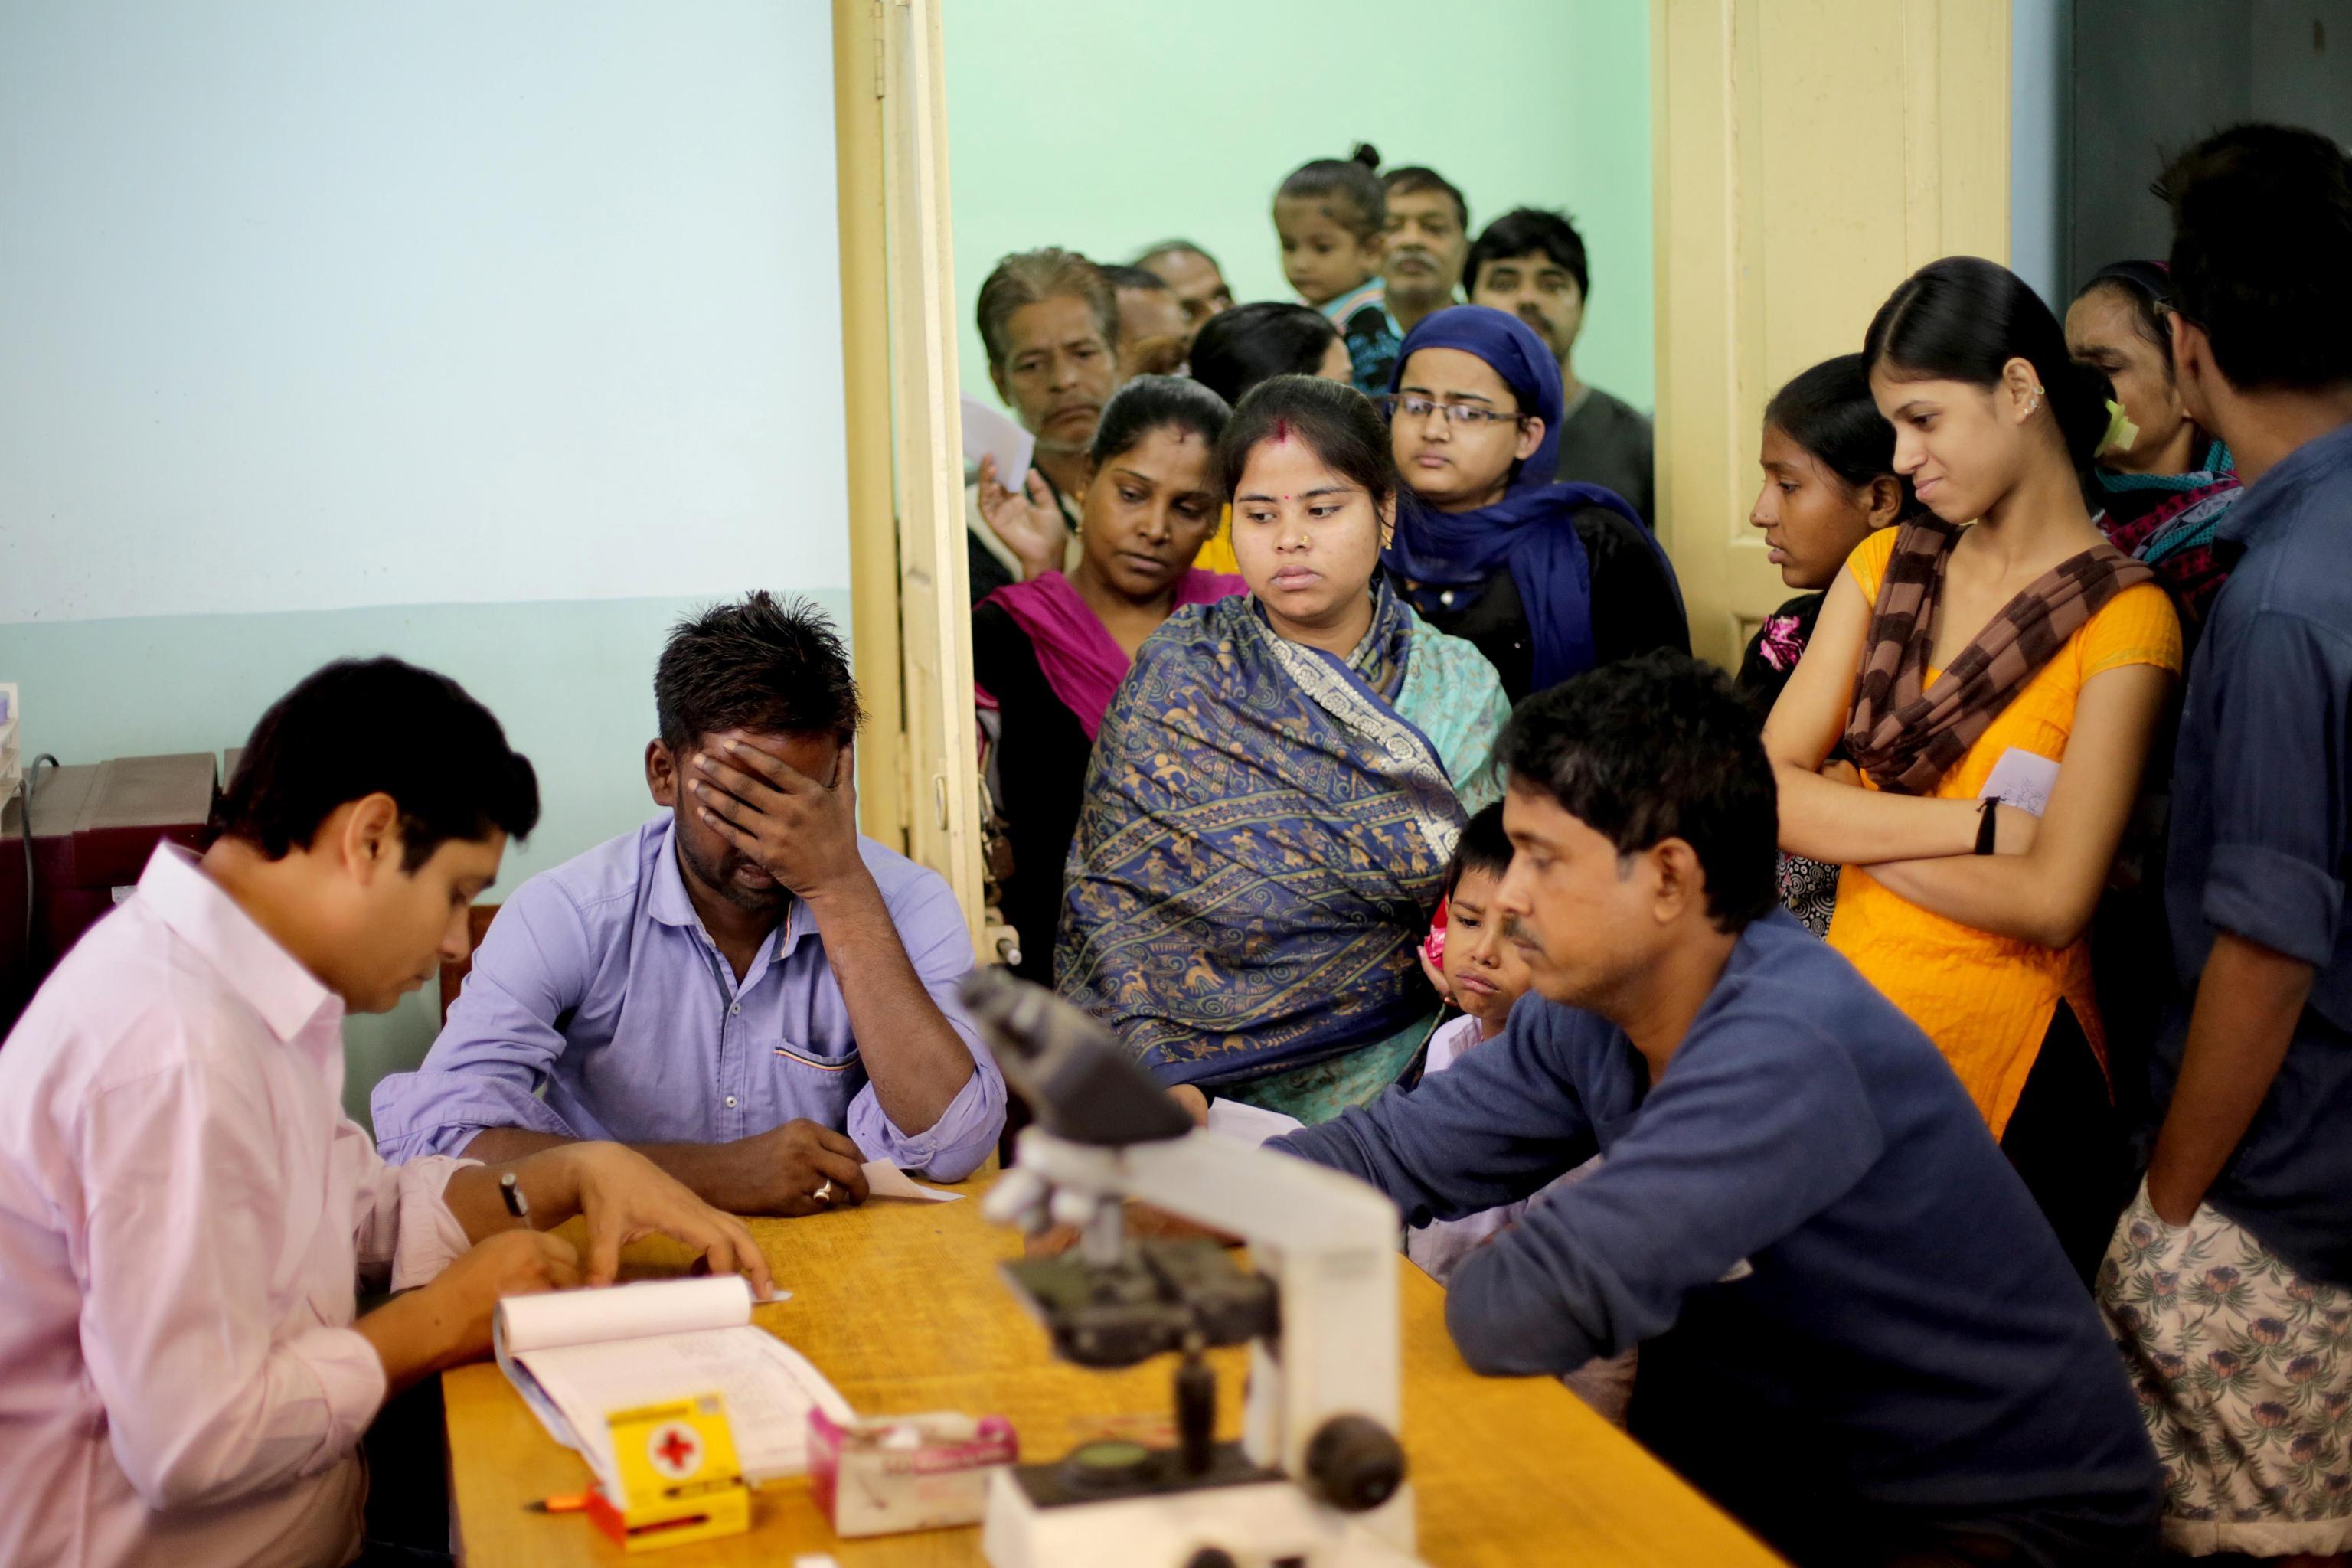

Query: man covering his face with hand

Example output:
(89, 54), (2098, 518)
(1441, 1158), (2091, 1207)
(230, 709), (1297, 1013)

(374, 594), (1004, 1210)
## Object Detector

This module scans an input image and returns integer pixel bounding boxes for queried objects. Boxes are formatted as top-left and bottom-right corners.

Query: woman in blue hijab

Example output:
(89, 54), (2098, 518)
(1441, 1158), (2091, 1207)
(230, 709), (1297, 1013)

(1381, 305), (1686, 701)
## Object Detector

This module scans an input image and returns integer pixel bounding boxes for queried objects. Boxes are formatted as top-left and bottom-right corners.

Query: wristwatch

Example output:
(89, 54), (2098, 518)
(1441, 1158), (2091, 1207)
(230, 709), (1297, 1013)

(1975, 796), (2003, 855)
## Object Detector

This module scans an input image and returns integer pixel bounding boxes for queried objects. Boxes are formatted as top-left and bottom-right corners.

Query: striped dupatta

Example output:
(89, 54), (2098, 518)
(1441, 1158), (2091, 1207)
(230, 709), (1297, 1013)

(1844, 518), (2156, 795)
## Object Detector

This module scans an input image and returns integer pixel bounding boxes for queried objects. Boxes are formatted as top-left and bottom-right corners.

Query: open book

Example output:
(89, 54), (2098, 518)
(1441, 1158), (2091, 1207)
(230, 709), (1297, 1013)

(494, 1276), (854, 1489)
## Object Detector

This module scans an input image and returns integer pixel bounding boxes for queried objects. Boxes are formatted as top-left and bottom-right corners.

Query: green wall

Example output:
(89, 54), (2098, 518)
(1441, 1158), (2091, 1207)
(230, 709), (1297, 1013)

(943, 0), (1655, 411)
(0, 591), (852, 1124)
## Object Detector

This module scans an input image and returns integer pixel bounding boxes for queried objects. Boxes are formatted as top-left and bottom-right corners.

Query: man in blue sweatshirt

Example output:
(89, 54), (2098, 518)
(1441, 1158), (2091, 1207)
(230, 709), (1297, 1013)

(1271, 653), (2161, 1566)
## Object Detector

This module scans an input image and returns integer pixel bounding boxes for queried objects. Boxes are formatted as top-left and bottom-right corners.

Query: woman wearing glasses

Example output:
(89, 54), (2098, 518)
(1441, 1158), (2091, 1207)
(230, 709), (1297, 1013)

(1383, 306), (1687, 703)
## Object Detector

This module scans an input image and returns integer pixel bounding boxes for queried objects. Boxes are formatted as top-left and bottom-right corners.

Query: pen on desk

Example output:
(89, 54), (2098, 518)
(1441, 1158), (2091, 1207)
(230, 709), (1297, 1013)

(499, 1171), (535, 1230)
(525, 1492), (590, 1514)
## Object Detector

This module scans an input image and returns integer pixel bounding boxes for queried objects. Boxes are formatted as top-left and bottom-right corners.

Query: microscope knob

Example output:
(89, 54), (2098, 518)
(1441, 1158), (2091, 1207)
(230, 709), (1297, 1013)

(1302, 1413), (1406, 1513)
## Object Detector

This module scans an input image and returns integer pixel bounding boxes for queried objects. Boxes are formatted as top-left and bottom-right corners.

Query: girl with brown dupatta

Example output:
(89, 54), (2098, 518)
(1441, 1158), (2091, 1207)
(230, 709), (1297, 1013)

(1762, 257), (2182, 1282)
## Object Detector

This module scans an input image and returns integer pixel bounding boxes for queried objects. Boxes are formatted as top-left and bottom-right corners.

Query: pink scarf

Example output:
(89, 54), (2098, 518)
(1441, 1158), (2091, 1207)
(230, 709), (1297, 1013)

(980, 569), (1244, 740)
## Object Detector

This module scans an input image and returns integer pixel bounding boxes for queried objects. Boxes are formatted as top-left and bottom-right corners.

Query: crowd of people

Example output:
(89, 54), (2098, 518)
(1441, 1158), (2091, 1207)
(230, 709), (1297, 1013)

(2, 124), (2349, 1568)
(955, 127), (2352, 1565)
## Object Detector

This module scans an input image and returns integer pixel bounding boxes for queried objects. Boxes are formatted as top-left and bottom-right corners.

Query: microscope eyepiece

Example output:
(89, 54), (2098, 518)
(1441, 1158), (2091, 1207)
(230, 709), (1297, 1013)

(957, 969), (1193, 1146)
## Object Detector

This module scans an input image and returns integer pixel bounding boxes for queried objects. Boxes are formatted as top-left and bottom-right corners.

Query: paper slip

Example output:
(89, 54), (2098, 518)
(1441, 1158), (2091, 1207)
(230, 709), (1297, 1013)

(861, 1159), (962, 1202)
(494, 1275), (851, 1488)
(1980, 747), (2061, 819)
(960, 394), (1034, 493)
(1205, 1098), (1304, 1145)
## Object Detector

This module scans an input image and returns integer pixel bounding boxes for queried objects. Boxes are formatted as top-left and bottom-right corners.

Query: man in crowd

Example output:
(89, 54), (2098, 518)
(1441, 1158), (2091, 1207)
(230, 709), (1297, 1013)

(2106, 122), (2352, 1560)
(1133, 237), (1233, 352)
(1273, 654), (2162, 1566)
(1104, 263), (1190, 379)
(1468, 207), (1655, 525)
(962, 247), (1121, 600)
(1380, 165), (1471, 335)
(374, 595), (1005, 1205)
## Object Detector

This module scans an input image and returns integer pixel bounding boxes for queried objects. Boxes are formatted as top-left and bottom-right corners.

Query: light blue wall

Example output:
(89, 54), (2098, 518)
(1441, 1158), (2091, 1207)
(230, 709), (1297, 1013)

(2011, 0), (2073, 310)
(0, 2), (856, 1125)
(0, 590), (852, 1122)
(942, 0), (1655, 413)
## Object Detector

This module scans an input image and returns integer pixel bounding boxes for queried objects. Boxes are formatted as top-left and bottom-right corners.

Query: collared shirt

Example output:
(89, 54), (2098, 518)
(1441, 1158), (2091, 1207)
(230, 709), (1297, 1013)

(371, 818), (1004, 1180)
(2158, 416), (2352, 1287)
(0, 846), (474, 1568)
(1272, 912), (2161, 1560)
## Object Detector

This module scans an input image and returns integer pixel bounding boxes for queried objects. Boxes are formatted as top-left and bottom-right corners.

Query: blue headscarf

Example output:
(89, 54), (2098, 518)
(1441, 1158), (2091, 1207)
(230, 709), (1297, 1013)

(1379, 305), (1664, 689)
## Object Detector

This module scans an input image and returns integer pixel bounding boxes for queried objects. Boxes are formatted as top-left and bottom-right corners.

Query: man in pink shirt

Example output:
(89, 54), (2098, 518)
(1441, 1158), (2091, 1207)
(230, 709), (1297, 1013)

(0, 658), (773, 1568)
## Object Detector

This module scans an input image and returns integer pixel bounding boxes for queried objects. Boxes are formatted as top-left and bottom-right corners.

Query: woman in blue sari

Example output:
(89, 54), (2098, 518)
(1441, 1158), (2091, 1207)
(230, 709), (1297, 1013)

(1057, 376), (1510, 1123)
(1382, 305), (1686, 703)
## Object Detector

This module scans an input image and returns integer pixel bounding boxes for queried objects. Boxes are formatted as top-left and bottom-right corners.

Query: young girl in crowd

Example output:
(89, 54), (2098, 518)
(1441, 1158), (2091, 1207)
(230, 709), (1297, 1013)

(1763, 256), (2182, 1282)
(1059, 376), (1509, 1124)
(1740, 353), (1910, 933)
(1381, 305), (1685, 704)
(1273, 146), (1401, 397)
(972, 377), (1243, 991)
(2063, 260), (2242, 636)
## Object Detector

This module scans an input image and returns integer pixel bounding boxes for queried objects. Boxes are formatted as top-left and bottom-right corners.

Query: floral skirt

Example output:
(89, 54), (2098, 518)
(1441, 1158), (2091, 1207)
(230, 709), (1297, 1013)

(2098, 1180), (2352, 1556)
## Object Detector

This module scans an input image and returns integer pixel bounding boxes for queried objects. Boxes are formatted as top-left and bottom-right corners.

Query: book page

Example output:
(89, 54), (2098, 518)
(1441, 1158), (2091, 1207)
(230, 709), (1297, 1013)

(495, 1273), (755, 1357)
(514, 1325), (854, 1488)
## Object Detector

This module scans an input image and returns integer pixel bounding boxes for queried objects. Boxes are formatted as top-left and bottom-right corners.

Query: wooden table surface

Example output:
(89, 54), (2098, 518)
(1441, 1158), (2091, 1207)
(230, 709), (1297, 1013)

(443, 1171), (1779, 1566)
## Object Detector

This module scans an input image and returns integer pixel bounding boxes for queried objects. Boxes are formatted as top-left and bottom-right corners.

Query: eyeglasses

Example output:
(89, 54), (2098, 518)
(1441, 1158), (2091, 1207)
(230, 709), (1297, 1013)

(1383, 394), (1527, 430)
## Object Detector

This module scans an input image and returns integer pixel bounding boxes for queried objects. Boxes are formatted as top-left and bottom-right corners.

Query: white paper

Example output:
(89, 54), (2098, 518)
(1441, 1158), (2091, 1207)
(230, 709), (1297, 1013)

(861, 1159), (962, 1202)
(959, 394), (1034, 495)
(514, 1327), (853, 1488)
(1980, 747), (2061, 818)
(1205, 1099), (1304, 1145)
(496, 1273), (753, 1356)
(492, 1275), (848, 1490)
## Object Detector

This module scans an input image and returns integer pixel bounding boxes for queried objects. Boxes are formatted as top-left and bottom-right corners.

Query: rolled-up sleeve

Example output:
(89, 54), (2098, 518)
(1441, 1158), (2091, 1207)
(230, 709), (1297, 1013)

(844, 876), (1006, 1181)
(79, 1058), (387, 1511)
(371, 880), (595, 1161)
(337, 1120), (476, 1292)
(2202, 613), (2352, 967)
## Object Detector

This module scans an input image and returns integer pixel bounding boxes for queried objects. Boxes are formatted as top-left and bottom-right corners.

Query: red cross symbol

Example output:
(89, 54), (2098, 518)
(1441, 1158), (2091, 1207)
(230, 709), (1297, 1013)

(648, 1423), (701, 1478)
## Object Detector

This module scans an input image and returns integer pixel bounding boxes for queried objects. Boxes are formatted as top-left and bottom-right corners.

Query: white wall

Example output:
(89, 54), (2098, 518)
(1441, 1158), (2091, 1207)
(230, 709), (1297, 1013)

(0, 0), (847, 624)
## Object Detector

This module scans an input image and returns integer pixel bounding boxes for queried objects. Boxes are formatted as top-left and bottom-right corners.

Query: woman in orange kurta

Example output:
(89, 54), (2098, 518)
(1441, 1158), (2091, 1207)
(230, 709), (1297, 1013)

(1764, 258), (2181, 1282)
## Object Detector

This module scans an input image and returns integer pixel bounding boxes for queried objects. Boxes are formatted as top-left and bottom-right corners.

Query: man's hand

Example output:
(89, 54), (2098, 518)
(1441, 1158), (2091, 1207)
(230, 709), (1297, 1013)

(690, 735), (867, 901)
(1168, 1084), (1210, 1127)
(712, 1119), (872, 1218)
(356, 1229), (579, 1393)
(553, 1143), (776, 1296)
(976, 454), (1070, 580)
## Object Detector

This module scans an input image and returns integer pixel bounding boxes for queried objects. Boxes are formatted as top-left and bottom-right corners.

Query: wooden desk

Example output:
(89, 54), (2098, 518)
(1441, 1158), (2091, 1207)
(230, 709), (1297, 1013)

(443, 1174), (1779, 1566)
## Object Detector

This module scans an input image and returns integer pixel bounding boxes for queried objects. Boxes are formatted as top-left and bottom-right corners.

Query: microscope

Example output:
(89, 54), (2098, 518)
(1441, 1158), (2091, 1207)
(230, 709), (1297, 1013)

(960, 969), (1425, 1568)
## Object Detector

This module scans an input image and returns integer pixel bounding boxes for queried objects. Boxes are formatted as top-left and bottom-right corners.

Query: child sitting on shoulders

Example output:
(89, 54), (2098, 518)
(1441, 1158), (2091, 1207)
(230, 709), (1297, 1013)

(1272, 145), (1401, 396)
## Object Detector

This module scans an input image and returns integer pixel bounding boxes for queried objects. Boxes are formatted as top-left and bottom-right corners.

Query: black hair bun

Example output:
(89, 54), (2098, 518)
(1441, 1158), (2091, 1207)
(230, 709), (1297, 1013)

(1350, 142), (1381, 170)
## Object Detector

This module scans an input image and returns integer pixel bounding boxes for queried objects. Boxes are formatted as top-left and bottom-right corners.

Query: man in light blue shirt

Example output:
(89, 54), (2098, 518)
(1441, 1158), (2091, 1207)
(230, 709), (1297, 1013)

(373, 595), (1004, 1210)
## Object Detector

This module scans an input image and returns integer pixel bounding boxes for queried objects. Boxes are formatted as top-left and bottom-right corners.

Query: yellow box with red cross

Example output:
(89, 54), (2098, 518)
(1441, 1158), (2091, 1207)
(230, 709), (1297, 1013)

(586, 1390), (753, 1552)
